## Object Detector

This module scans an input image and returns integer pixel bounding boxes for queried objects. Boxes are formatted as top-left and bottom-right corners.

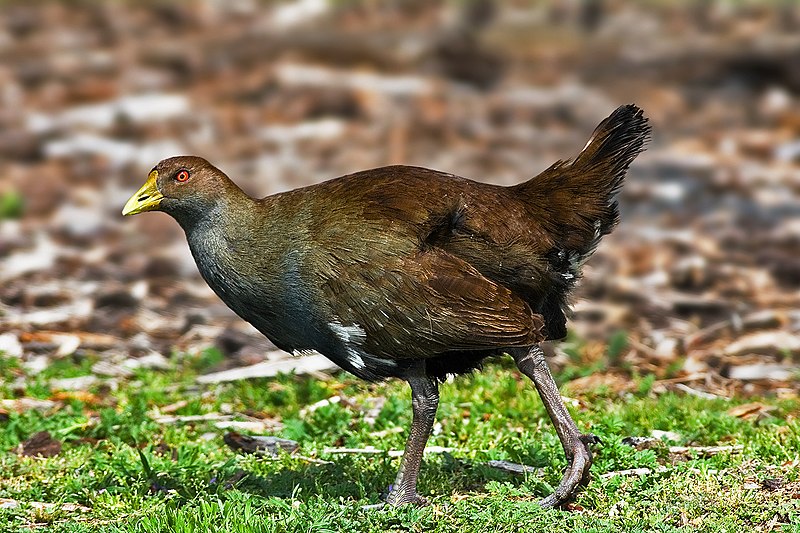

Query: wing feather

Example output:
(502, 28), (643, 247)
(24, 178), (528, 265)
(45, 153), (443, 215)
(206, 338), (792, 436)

(322, 247), (544, 359)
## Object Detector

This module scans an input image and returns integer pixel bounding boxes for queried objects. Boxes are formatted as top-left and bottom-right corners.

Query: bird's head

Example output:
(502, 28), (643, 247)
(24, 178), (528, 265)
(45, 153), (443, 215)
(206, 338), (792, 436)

(123, 156), (239, 228)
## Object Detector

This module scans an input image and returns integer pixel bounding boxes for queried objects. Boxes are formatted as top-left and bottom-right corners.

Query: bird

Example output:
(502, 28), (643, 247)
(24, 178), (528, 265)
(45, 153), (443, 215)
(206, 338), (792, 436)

(122, 104), (650, 508)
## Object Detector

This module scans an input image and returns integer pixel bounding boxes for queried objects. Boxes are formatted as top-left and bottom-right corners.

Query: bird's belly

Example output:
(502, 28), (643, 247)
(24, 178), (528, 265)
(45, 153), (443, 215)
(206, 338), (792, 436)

(195, 264), (313, 351)
(194, 246), (404, 380)
(220, 290), (320, 353)
(223, 290), (406, 380)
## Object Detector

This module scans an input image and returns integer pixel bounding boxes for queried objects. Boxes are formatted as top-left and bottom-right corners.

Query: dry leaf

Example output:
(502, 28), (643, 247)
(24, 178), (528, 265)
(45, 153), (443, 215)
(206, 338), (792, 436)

(726, 402), (776, 420)
(20, 431), (62, 458)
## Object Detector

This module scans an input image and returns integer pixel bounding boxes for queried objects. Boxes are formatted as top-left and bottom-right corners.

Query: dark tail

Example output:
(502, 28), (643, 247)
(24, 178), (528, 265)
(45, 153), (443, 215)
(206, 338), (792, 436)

(514, 104), (650, 261)
(512, 105), (649, 342)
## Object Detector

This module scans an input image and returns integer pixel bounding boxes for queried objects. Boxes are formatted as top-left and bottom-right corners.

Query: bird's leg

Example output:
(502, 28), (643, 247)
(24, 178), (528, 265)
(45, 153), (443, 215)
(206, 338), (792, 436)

(512, 345), (598, 508)
(386, 366), (439, 506)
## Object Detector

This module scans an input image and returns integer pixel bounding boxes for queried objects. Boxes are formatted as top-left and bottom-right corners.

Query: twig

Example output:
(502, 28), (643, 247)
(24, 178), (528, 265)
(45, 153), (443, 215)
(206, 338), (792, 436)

(322, 447), (385, 455)
(674, 383), (729, 400)
(294, 455), (334, 465)
(626, 338), (659, 357)
(486, 460), (541, 475)
(322, 446), (456, 457)
(197, 353), (338, 383)
(154, 413), (233, 424)
(600, 466), (668, 479)
(0, 498), (90, 512)
(668, 444), (743, 456)
(215, 420), (279, 432)
(369, 427), (404, 438)
(654, 373), (706, 385)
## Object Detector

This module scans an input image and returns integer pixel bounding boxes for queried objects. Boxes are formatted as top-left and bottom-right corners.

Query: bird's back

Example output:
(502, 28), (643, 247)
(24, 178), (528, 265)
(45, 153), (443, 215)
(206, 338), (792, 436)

(283, 163), (576, 346)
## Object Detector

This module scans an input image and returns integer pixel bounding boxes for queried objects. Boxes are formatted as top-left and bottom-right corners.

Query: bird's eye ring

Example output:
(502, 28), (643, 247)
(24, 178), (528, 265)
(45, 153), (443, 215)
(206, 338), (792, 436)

(175, 170), (190, 182)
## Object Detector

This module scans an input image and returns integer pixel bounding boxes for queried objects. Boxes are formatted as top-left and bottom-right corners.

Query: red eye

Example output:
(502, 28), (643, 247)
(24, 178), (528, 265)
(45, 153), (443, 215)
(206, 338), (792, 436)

(175, 170), (190, 182)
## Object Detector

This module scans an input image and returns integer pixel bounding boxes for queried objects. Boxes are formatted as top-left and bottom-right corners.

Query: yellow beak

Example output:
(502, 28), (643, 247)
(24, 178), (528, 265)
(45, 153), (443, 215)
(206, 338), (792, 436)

(122, 171), (164, 216)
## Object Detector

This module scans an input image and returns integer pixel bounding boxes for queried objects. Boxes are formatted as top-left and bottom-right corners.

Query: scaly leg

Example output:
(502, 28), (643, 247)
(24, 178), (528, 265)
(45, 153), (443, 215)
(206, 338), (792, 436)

(385, 366), (439, 506)
(512, 345), (598, 508)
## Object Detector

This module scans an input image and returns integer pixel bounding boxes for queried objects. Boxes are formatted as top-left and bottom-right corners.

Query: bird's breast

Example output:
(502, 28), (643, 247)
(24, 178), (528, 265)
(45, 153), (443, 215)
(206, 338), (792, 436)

(188, 231), (330, 353)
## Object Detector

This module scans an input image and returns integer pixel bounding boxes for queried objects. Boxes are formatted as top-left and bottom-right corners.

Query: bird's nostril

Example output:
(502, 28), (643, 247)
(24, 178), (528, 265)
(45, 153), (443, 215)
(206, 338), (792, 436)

(138, 195), (150, 202)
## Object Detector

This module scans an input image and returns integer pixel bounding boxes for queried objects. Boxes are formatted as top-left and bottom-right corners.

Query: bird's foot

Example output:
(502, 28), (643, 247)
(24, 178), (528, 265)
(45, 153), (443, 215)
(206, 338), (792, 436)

(539, 433), (599, 509)
(389, 493), (430, 507)
(362, 491), (429, 510)
(385, 485), (430, 507)
(581, 433), (602, 447)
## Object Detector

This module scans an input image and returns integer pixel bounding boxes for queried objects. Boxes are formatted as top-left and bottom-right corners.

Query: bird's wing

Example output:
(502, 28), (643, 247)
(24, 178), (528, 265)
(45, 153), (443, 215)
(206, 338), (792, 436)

(320, 246), (544, 359)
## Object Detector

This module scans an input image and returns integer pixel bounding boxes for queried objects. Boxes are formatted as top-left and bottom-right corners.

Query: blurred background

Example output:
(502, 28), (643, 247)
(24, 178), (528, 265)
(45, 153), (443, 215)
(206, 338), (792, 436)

(1, 0), (799, 398)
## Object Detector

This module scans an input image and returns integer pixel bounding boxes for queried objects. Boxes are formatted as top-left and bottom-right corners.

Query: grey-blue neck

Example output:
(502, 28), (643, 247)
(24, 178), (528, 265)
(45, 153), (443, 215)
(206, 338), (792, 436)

(183, 204), (258, 305)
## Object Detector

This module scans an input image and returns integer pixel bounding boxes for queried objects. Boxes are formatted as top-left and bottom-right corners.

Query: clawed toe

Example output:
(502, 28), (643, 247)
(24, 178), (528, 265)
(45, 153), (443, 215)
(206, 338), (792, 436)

(363, 493), (429, 511)
(539, 435), (596, 508)
(581, 433), (602, 446)
(387, 492), (430, 507)
(405, 494), (430, 507)
(538, 493), (561, 509)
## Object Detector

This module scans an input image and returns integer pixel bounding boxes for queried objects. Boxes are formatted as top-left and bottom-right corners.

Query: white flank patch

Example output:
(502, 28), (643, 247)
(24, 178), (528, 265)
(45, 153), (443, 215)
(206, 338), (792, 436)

(329, 321), (368, 370)
(329, 321), (367, 344)
(571, 220), (604, 272)
(347, 351), (366, 369)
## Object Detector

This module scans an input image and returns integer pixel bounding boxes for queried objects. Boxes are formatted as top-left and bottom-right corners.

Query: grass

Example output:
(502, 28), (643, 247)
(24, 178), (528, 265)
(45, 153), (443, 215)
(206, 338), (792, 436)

(0, 188), (23, 219)
(0, 348), (798, 532)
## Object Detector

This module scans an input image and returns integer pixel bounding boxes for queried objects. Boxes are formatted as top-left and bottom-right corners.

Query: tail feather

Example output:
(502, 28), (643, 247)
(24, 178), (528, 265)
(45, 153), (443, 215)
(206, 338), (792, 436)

(512, 104), (649, 341)
(516, 104), (650, 259)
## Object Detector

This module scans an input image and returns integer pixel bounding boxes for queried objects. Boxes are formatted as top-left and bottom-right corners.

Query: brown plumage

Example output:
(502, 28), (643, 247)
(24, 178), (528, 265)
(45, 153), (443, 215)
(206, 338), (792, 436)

(123, 104), (650, 507)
